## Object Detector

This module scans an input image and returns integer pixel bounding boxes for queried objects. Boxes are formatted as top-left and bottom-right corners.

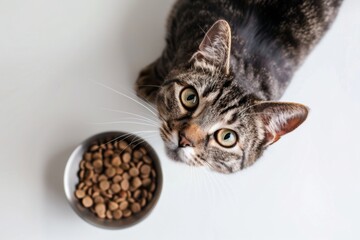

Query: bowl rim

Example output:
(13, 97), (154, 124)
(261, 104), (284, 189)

(63, 131), (163, 229)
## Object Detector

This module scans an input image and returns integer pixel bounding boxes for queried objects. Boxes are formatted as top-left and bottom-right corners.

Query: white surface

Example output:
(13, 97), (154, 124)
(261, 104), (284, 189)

(1, 0), (359, 239)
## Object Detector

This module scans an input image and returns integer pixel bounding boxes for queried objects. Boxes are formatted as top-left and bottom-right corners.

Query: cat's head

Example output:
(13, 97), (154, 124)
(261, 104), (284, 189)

(156, 20), (308, 173)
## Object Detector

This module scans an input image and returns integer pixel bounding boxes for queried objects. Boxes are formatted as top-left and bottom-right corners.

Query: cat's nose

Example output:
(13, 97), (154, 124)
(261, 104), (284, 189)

(179, 133), (194, 148)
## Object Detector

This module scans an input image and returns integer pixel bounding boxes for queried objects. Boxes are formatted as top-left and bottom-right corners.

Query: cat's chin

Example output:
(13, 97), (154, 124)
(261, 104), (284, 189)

(165, 146), (202, 167)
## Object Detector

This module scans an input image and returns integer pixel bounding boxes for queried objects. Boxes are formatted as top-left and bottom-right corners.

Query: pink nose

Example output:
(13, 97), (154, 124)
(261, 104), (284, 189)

(179, 134), (194, 148)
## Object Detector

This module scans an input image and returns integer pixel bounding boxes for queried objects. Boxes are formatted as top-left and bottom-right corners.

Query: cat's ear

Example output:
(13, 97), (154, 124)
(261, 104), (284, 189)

(191, 19), (231, 75)
(254, 102), (309, 146)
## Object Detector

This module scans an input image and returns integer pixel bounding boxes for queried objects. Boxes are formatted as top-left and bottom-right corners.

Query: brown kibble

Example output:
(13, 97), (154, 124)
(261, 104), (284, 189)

(98, 174), (107, 182)
(140, 164), (151, 175)
(140, 198), (146, 207)
(118, 140), (128, 150)
(128, 197), (135, 203)
(80, 160), (86, 169)
(78, 182), (85, 189)
(139, 147), (147, 155)
(120, 179), (129, 191)
(85, 169), (94, 180)
(92, 191), (100, 198)
(79, 170), (85, 179)
(151, 169), (157, 178)
(84, 152), (92, 161)
(111, 183), (121, 193)
(116, 167), (124, 175)
(75, 189), (86, 199)
(104, 149), (114, 157)
(123, 209), (132, 218)
(136, 161), (143, 169)
(111, 155), (121, 166)
(133, 190), (141, 200)
(113, 209), (123, 219)
(104, 158), (112, 168)
(147, 192), (153, 201)
(87, 187), (93, 196)
(99, 180), (110, 190)
(93, 159), (103, 169)
(122, 172), (130, 180)
(122, 152), (131, 163)
(142, 178), (151, 187)
(131, 177), (142, 189)
(94, 196), (104, 204)
(150, 182), (156, 192)
(142, 155), (152, 164)
(133, 150), (143, 159)
(85, 180), (93, 187)
(82, 196), (93, 208)
(90, 145), (99, 152)
(131, 203), (141, 213)
(112, 175), (122, 183)
(95, 203), (106, 216)
(108, 201), (119, 211)
(106, 143), (114, 149)
(105, 167), (116, 177)
(92, 152), (102, 160)
(106, 210), (113, 219)
(129, 168), (139, 177)
(119, 190), (127, 199)
(120, 163), (130, 171)
(119, 201), (128, 210)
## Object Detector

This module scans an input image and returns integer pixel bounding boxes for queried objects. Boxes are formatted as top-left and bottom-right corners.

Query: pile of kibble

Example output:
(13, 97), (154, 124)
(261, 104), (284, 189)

(74, 139), (157, 220)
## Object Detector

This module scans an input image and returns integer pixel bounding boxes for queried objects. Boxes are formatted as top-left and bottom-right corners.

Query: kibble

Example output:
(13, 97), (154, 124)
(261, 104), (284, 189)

(82, 196), (93, 208)
(74, 138), (157, 220)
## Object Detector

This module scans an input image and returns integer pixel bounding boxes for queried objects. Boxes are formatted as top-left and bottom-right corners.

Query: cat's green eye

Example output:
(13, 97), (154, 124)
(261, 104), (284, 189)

(180, 87), (199, 110)
(215, 129), (238, 148)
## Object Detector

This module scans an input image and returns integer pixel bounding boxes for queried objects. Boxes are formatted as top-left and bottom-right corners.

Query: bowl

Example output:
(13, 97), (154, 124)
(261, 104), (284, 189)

(63, 131), (163, 229)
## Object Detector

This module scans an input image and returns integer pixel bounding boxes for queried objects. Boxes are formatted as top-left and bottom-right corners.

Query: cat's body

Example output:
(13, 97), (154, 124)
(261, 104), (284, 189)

(135, 0), (342, 173)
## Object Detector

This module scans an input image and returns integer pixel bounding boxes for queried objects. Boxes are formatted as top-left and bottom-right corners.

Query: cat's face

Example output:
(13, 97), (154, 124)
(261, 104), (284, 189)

(157, 69), (263, 173)
(156, 20), (308, 173)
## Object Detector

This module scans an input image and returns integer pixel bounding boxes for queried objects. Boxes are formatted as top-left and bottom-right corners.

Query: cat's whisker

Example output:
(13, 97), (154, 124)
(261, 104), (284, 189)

(94, 81), (158, 118)
(121, 86), (169, 123)
(113, 134), (156, 156)
(89, 120), (159, 128)
(104, 130), (158, 145)
(118, 85), (159, 114)
(100, 107), (159, 124)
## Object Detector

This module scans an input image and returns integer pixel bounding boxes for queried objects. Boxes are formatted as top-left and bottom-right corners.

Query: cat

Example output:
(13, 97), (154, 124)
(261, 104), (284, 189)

(135, 0), (343, 173)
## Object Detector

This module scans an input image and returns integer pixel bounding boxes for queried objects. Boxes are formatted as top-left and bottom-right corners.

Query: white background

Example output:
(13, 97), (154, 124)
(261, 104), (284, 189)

(1, 0), (359, 239)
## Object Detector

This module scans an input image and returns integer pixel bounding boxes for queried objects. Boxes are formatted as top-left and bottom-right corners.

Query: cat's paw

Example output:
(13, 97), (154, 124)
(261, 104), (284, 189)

(135, 62), (161, 105)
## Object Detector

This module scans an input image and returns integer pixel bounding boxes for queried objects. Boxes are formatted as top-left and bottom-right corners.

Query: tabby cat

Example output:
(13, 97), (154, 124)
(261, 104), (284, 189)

(135, 0), (342, 173)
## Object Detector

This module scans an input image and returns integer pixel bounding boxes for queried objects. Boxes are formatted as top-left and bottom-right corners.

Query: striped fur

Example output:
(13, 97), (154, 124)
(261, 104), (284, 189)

(135, 0), (342, 173)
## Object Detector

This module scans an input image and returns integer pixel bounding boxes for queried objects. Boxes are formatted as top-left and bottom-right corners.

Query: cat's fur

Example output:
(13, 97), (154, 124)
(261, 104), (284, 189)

(135, 0), (342, 173)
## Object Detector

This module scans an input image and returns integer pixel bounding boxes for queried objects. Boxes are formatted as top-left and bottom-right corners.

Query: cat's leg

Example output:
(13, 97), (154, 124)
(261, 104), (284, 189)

(135, 58), (165, 105)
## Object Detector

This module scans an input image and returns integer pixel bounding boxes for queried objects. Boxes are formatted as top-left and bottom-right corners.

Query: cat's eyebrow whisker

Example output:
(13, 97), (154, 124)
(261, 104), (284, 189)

(94, 81), (159, 117)
(100, 107), (159, 124)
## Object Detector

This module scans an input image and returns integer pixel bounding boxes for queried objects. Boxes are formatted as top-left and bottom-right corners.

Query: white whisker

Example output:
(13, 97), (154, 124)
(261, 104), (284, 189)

(94, 81), (159, 117)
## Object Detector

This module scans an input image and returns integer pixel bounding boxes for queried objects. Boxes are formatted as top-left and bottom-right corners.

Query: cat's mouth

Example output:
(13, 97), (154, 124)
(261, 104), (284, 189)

(164, 144), (203, 167)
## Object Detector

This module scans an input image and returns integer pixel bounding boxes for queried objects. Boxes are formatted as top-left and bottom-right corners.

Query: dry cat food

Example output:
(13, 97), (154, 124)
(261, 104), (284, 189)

(74, 139), (157, 220)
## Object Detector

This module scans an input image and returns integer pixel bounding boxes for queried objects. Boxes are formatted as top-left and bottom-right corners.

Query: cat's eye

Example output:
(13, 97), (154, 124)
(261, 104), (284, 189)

(180, 87), (199, 110)
(215, 129), (238, 148)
